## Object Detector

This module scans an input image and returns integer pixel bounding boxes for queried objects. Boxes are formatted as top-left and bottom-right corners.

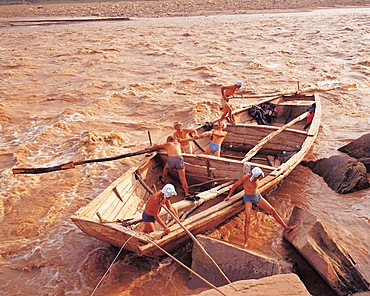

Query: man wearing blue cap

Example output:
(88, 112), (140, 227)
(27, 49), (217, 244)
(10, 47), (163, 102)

(219, 80), (243, 124)
(224, 166), (296, 247)
(142, 184), (184, 234)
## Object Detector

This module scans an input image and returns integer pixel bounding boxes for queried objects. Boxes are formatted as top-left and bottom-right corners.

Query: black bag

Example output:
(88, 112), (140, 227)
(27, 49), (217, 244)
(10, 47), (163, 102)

(248, 106), (266, 125)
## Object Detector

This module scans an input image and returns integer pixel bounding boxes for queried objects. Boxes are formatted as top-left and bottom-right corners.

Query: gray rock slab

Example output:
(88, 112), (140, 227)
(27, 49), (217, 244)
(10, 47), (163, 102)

(284, 206), (369, 295)
(303, 154), (369, 193)
(193, 273), (311, 296)
(189, 235), (292, 289)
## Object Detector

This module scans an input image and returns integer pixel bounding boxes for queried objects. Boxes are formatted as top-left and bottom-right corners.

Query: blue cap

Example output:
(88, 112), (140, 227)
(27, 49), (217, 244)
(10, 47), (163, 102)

(235, 80), (243, 87)
(161, 184), (177, 199)
(250, 167), (264, 181)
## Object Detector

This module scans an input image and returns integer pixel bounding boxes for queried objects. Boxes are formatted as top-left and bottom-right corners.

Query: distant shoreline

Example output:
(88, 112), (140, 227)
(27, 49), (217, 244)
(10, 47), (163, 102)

(0, 0), (369, 19)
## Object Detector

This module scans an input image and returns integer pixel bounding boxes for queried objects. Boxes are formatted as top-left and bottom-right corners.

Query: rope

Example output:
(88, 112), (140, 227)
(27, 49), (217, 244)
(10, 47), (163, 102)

(89, 233), (228, 296)
(90, 236), (134, 296)
(144, 235), (228, 296)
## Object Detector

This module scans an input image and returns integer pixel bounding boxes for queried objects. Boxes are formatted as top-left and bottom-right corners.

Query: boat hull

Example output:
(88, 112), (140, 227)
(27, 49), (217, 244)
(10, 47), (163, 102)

(71, 92), (321, 257)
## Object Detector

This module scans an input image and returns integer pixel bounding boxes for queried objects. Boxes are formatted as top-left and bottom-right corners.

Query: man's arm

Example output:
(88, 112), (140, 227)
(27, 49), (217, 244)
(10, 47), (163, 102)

(165, 200), (184, 222)
(224, 176), (245, 201)
(185, 128), (197, 136)
(197, 130), (213, 139)
(221, 86), (227, 100)
(153, 143), (166, 150)
(154, 212), (170, 233)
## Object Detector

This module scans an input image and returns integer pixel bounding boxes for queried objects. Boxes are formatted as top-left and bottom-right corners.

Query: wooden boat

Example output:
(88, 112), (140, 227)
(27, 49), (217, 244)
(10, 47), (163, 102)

(71, 92), (321, 258)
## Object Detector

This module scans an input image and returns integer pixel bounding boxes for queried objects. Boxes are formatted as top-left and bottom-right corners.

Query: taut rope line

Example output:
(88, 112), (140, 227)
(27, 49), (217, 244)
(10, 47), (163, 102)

(144, 235), (228, 296)
(90, 235), (134, 296)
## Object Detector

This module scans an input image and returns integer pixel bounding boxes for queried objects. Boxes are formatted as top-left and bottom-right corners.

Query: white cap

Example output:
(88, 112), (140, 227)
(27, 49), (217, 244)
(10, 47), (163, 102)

(243, 162), (251, 175)
(235, 80), (243, 87)
(161, 184), (177, 199)
(250, 167), (264, 181)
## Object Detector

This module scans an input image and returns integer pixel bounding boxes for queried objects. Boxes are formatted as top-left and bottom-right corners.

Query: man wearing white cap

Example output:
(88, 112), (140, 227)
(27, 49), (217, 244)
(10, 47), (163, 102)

(224, 166), (296, 247)
(142, 184), (183, 234)
(219, 80), (243, 124)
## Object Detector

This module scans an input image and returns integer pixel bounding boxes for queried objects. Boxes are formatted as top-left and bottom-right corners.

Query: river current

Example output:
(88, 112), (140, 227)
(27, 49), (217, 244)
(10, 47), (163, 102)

(0, 8), (369, 296)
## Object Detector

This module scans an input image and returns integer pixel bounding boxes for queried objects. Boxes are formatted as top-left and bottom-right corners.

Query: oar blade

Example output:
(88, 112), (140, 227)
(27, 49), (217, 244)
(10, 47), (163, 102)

(12, 162), (75, 175)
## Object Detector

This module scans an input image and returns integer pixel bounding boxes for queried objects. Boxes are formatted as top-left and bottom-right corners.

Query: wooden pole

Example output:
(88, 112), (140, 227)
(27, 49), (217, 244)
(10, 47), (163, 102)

(145, 236), (227, 296)
(161, 205), (232, 285)
(147, 130), (152, 146)
(12, 147), (158, 175)
(241, 111), (309, 164)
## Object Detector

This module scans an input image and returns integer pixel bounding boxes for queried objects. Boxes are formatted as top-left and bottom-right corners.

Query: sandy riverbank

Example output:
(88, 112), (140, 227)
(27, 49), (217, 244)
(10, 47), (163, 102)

(0, 0), (369, 19)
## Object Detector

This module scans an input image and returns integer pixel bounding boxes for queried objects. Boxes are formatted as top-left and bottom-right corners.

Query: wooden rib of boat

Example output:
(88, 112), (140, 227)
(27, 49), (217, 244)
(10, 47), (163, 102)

(71, 92), (321, 258)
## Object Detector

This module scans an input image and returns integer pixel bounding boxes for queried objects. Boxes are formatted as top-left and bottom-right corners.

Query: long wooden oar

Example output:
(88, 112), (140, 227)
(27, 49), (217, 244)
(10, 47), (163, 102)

(241, 111), (309, 164)
(12, 147), (158, 175)
(162, 205), (232, 285)
(145, 236), (228, 296)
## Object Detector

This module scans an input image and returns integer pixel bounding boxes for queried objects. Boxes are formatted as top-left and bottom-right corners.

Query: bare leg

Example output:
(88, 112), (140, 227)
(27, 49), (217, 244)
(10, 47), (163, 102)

(204, 145), (211, 155)
(244, 202), (253, 247)
(257, 197), (296, 231)
(214, 149), (221, 157)
(227, 107), (234, 123)
(219, 104), (229, 123)
(143, 222), (155, 233)
(177, 169), (189, 196)
(162, 164), (169, 183)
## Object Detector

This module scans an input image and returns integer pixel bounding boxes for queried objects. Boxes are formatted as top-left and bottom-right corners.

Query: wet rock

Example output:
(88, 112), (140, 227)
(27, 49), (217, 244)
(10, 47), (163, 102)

(284, 206), (370, 296)
(189, 235), (293, 289)
(338, 133), (370, 171)
(195, 273), (311, 296)
(303, 154), (369, 194)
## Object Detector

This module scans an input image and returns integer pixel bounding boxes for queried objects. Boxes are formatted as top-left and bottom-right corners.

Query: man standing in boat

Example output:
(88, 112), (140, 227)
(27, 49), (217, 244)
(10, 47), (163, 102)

(173, 121), (197, 154)
(153, 135), (192, 199)
(219, 80), (243, 124)
(224, 166), (296, 247)
(196, 122), (227, 157)
(142, 184), (183, 234)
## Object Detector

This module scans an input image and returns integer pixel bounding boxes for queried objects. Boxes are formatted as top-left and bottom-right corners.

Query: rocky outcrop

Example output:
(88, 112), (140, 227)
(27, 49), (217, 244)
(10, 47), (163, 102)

(189, 235), (293, 289)
(303, 154), (369, 194)
(284, 206), (369, 296)
(195, 273), (311, 296)
(338, 133), (370, 171)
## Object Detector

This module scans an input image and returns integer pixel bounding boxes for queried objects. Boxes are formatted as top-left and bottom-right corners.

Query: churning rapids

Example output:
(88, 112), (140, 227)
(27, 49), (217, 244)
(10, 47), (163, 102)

(0, 7), (369, 296)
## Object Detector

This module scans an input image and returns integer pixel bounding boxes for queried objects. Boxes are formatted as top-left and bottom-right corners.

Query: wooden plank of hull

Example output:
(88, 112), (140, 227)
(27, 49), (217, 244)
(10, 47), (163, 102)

(138, 201), (245, 257)
(241, 111), (309, 163)
(224, 125), (307, 154)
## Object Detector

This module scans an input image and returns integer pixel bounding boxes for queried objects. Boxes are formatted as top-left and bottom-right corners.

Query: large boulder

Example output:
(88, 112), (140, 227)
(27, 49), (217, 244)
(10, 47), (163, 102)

(338, 133), (370, 171)
(195, 274), (311, 296)
(189, 235), (292, 289)
(284, 206), (369, 296)
(303, 154), (369, 194)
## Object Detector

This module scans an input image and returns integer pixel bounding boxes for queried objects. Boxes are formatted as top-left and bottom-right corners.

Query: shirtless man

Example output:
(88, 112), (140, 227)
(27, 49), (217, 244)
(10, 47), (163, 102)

(154, 136), (191, 198)
(142, 184), (183, 234)
(173, 121), (197, 154)
(224, 166), (296, 247)
(219, 80), (243, 124)
(196, 122), (227, 157)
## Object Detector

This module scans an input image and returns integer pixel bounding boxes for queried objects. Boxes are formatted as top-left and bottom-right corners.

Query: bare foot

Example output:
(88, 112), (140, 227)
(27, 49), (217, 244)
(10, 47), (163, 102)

(285, 224), (297, 233)
(243, 242), (248, 248)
